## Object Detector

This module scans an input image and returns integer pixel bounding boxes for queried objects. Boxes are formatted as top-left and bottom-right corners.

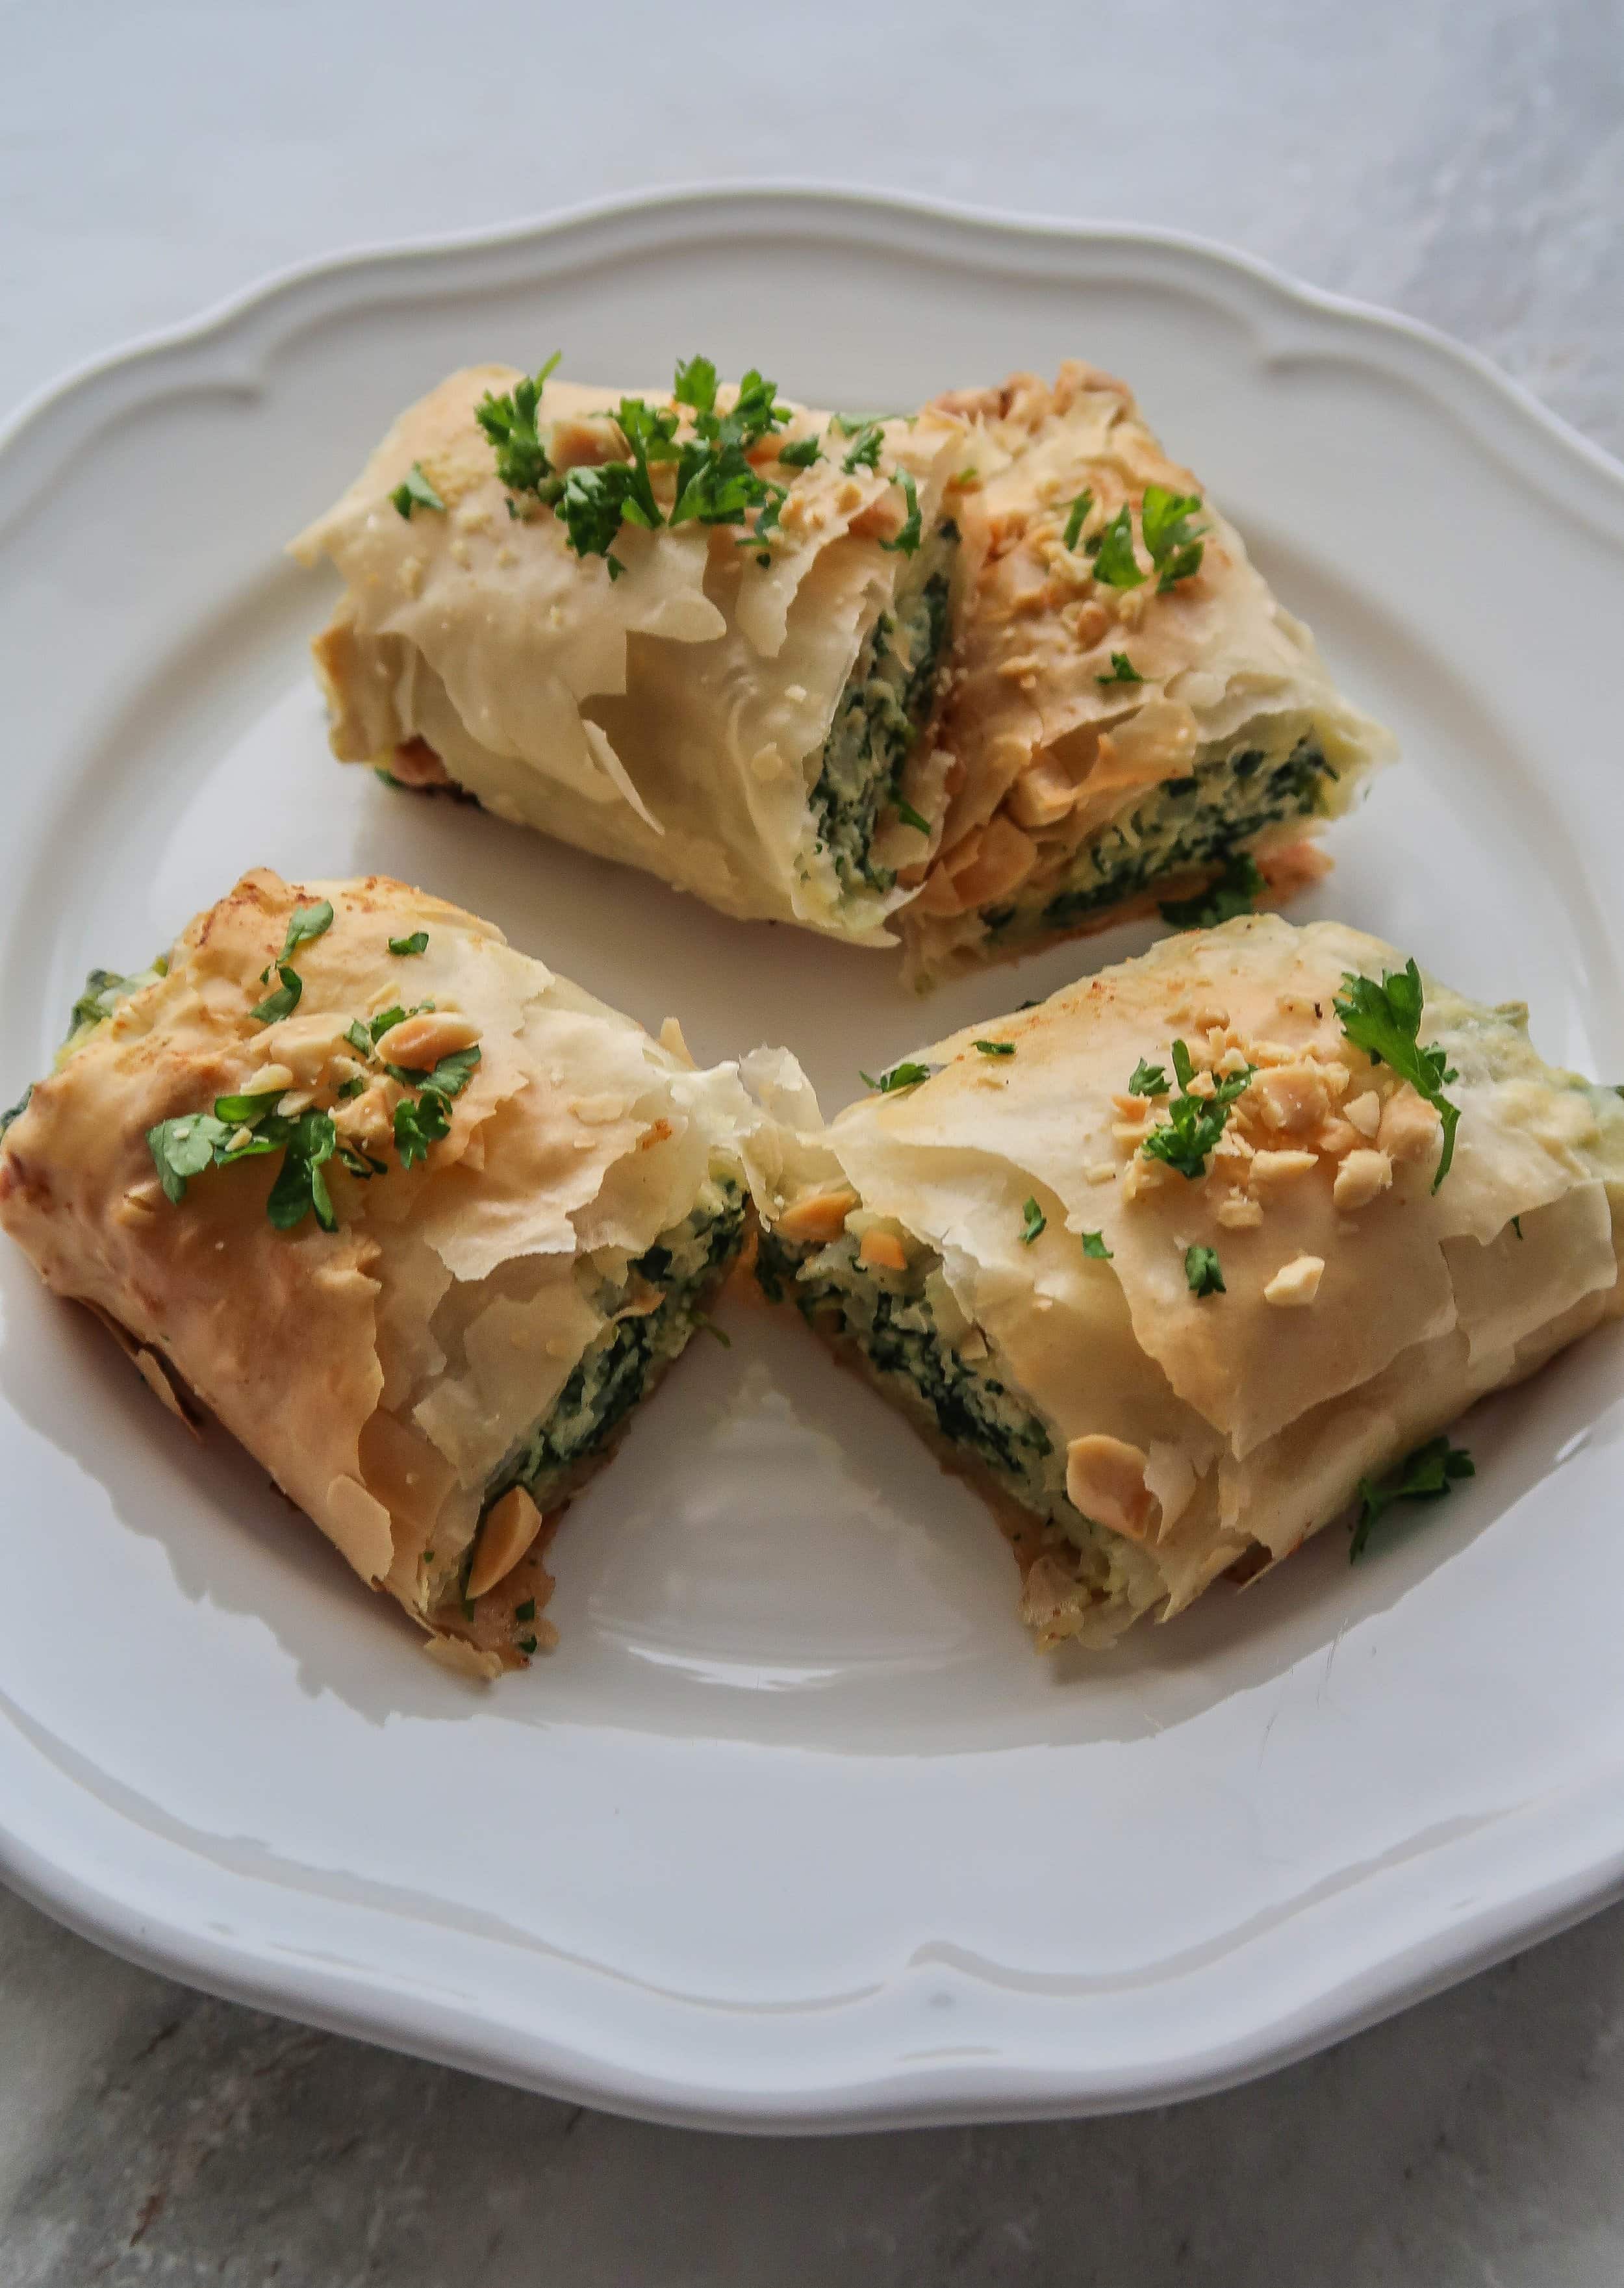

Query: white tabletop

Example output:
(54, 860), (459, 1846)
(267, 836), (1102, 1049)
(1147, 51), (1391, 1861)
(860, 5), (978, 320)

(3, 3), (1622, 2280)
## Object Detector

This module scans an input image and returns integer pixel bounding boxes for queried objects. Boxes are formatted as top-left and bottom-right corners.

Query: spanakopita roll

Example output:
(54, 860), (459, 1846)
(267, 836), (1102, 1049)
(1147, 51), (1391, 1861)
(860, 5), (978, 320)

(292, 357), (965, 947)
(0, 869), (787, 1677)
(902, 365), (1395, 983)
(757, 915), (1624, 1646)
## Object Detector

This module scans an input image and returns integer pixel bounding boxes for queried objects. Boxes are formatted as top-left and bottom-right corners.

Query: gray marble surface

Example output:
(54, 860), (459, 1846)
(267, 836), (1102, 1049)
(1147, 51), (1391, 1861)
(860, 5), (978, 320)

(2, 1), (1621, 2279)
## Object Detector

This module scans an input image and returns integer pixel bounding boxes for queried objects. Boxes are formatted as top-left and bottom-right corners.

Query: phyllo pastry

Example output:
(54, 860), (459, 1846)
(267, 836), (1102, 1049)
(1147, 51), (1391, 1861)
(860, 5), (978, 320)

(0, 869), (781, 1677)
(900, 366), (1394, 983)
(292, 356), (965, 947)
(757, 915), (1624, 1646)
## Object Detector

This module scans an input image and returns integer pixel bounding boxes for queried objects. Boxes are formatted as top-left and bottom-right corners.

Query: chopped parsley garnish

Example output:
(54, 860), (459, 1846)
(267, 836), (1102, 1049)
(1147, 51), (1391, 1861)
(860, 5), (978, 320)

(514, 1599), (537, 1623)
(475, 354), (563, 500)
(777, 435), (822, 468)
(1081, 1230), (1113, 1260)
(1333, 960), (1460, 1189)
(1090, 506), (1145, 590)
(1511, 1215), (1523, 1239)
(1140, 483), (1206, 592)
(268, 900), (334, 972)
(388, 931), (429, 957)
(389, 462), (446, 520)
(249, 965), (302, 1024)
(880, 468), (921, 556)
(266, 1112), (338, 1232)
(1350, 1436), (1475, 1562)
(394, 1088), (453, 1169)
(1061, 491), (1094, 552)
(147, 1113), (233, 1204)
(1158, 850), (1265, 930)
(840, 422), (885, 474)
(426, 1043), (481, 1097)
(1020, 1197), (1047, 1246)
(1184, 1243), (1224, 1297)
(974, 1039), (1016, 1058)
(344, 1020), (374, 1059)
(1096, 651), (1144, 687)
(1140, 1039), (1255, 1180)
(517, 1634), (539, 1657)
(338, 1143), (388, 1178)
(1128, 1058), (1169, 1097)
(894, 798), (930, 833)
(212, 1088), (285, 1126)
(859, 1060), (933, 1093)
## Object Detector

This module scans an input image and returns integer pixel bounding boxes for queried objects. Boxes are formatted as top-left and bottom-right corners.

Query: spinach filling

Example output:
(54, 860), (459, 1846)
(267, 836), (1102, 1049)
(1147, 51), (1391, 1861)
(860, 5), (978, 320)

(3, 956), (172, 1136)
(485, 1174), (747, 1519)
(806, 520), (958, 898)
(983, 733), (1334, 945)
(759, 1228), (1118, 1583)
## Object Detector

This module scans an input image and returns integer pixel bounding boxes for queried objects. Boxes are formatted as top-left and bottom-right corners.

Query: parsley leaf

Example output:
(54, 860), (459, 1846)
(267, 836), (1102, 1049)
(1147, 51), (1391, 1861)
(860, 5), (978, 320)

(859, 1060), (933, 1094)
(211, 1088), (284, 1127)
(1140, 483), (1206, 592)
(1020, 1197), (1047, 1246)
(1184, 1243), (1224, 1297)
(147, 1113), (231, 1204)
(514, 1598), (537, 1623)
(840, 422), (885, 474)
(394, 1087), (453, 1169)
(1128, 1058), (1169, 1098)
(1061, 491), (1094, 552)
(777, 435), (822, 468)
(1081, 1230), (1113, 1260)
(1091, 507), (1145, 590)
(1350, 1435), (1475, 1561)
(344, 1020), (374, 1060)
(390, 463), (446, 520)
(1141, 1041), (1254, 1180)
(249, 965), (302, 1024)
(338, 1143), (388, 1179)
(1333, 960), (1460, 1189)
(388, 931), (429, 957)
(265, 1110), (338, 1233)
(1159, 850), (1265, 930)
(427, 1043), (480, 1097)
(475, 355), (563, 499)
(1095, 650), (1143, 687)
(672, 355), (718, 418)
(880, 468), (921, 556)
(974, 1039), (1015, 1058)
(270, 901), (334, 971)
(894, 798), (930, 833)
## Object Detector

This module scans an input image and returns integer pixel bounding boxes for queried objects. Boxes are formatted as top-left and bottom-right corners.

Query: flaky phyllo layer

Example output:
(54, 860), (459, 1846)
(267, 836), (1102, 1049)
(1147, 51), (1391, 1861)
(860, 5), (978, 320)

(759, 917), (1624, 1647)
(292, 364), (965, 945)
(0, 871), (791, 1677)
(901, 366), (1394, 984)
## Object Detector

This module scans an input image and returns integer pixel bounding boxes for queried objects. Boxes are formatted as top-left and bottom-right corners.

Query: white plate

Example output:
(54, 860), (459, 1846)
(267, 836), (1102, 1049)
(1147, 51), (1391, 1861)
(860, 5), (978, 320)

(3, 188), (1623, 2133)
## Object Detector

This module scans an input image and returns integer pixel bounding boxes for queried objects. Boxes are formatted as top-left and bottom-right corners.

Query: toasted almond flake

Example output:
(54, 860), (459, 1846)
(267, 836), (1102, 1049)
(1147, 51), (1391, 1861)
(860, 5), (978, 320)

(251, 1061), (296, 1091)
(1263, 1254), (1325, 1307)
(466, 1484), (545, 1600)
(1085, 1161), (1117, 1185)
(1333, 1147), (1394, 1210)
(1215, 1195), (1264, 1230)
(1065, 1435), (1159, 1542)
(570, 1093), (627, 1125)
(1250, 1148), (1320, 1187)
(858, 1229), (908, 1274)
(1250, 1065), (1332, 1134)
(1315, 1117), (1360, 1157)
(776, 1186), (860, 1244)
(1378, 1088), (1443, 1162)
(372, 1011), (480, 1067)
(1345, 1090), (1382, 1138)
(1216, 1046), (1252, 1078)
(657, 1017), (693, 1067)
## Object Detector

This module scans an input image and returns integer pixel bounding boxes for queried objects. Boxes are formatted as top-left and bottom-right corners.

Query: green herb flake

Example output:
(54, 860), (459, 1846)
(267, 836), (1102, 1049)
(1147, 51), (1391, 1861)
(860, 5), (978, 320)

(394, 1087), (453, 1170)
(1095, 650), (1144, 687)
(1081, 1230), (1113, 1260)
(475, 353), (563, 499)
(1140, 483), (1206, 592)
(1128, 1058), (1170, 1098)
(1158, 850), (1265, 930)
(1511, 1215), (1523, 1239)
(514, 1598), (537, 1623)
(147, 1113), (232, 1204)
(1141, 1040), (1255, 1180)
(859, 1061), (934, 1094)
(973, 1039), (1016, 1058)
(389, 462), (446, 520)
(428, 1043), (481, 1098)
(894, 798), (930, 833)
(1184, 1243), (1224, 1297)
(368, 1005), (407, 1045)
(1350, 1435), (1475, 1562)
(1061, 490), (1094, 552)
(516, 1634), (539, 1657)
(249, 965), (303, 1025)
(344, 1020), (374, 1060)
(265, 1110), (338, 1234)
(880, 467), (921, 556)
(1020, 1197), (1047, 1246)
(776, 435), (822, 468)
(1090, 506), (1145, 590)
(211, 1089), (284, 1127)
(388, 931), (429, 957)
(1333, 960), (1460, 1189)
(840, 422), (885, 475)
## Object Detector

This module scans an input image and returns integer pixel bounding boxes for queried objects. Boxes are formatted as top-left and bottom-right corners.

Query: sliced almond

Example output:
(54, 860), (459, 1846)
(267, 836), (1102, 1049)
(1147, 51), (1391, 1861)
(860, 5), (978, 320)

(1345, 1090), (1382, 1138)
(775, 1186), (859, 1245)
(1333, 1147), (1393, 1210)
(1378, 1088), (1443, 1163)
(466, 1485), (544, 1600)
(372, 1011), (480, 1069)
(1250, 1149), (1319, 1188)
(1065, 1434), (1160, 1542)
(858, 1229), (908, 1274)
(1263, 1254), (1325, 1308)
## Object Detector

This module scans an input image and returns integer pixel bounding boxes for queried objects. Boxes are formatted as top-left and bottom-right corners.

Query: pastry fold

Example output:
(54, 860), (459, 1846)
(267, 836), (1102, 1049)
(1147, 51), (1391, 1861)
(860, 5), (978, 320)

(292, 366), (965, 947)
(0, 869), (786, 1676)
(757, 916), (1624, 1644)
(902, 365), (1394, 982)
